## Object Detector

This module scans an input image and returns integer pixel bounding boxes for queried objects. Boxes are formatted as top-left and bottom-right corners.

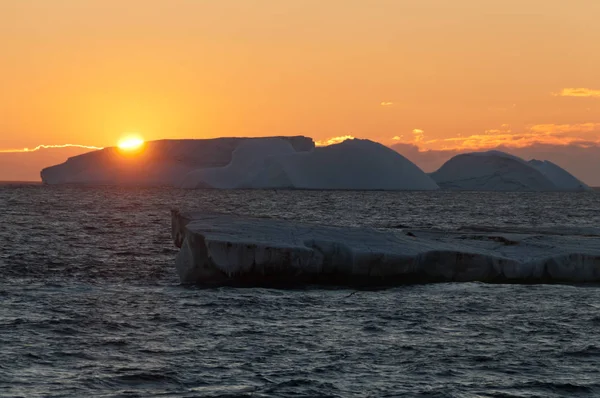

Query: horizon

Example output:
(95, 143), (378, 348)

(1, 135), (600, 185)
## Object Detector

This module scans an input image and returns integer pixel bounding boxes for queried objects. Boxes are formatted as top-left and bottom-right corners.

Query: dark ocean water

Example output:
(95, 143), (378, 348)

(1, 185), (600, 397)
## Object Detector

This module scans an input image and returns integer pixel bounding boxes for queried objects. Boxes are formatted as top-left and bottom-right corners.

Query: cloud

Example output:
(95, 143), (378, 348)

(394, 123), (600, 152)
(442, 131), (600, 150)
(0, 145), (101, 181)
(0, 143), (103, 153)
(389, 123), (600, 185)
(380, 102), (394, 106)
(529, 123), (600, 134)
(553, 88), (600, 98)
(393, 129), (440, 147)
(315, 135), (355, 147)
(412, 128), (425, 143)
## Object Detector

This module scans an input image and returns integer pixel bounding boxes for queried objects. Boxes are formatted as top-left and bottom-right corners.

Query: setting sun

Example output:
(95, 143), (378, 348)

(117, 136), (144, 151)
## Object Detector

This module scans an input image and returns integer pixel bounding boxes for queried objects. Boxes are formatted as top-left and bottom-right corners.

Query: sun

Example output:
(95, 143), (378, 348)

(117, 135), (145, 151)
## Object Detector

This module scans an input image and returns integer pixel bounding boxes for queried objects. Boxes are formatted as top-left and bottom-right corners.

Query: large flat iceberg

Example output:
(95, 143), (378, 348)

(172, 211), (600, 286)
(42, 136), (439, 191)
(41, 136), (314, 186)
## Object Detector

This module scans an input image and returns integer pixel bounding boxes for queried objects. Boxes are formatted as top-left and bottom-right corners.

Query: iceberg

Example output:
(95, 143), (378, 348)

(41, 136), (314, 186)
(179, 138), (298, 189)
(171, 211), (600, 286)
(430, 150), (589, 191)
(180, 138), (439, 190)
(250, 139), (439, 190)
(41, 136), (439, 191)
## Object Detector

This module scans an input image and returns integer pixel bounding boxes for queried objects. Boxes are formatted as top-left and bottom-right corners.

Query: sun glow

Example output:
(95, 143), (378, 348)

(117, 135), (145, 151)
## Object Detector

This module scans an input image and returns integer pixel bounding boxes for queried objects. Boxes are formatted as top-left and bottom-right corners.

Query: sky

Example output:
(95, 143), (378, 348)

(1, 0), (599, 182)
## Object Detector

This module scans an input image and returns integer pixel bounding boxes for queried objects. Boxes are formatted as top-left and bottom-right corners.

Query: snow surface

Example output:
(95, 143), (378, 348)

(261, 139), (439, 190)
(172, 211), (600, 285)
(180, 138), (438, 190)
(430, 150), (587, 191)
(529, 159), (592, 191)
(42, 137), (439, 191)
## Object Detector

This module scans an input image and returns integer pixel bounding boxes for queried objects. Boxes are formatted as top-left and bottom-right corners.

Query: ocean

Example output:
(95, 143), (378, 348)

(1, 185), (600, 397)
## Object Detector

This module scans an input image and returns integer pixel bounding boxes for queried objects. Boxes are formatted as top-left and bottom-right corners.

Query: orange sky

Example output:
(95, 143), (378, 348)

(1, 0), (599, 154)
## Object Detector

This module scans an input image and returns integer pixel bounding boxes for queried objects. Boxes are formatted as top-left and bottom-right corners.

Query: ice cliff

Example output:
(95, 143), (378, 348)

(41, 137), (439, 190)
(430, 150), (590, 191)
(172, 211), (600, 286)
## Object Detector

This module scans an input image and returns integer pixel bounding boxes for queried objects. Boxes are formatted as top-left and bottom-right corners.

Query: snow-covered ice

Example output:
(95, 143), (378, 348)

(249, 139), (439, 190)
(179, 138), (298, 189)
(180, 138), (438, 190)
(528, 159), (591, 191)
(430, 150), (589, 191)
(41, 136), (314, 186)
(171, 211), (600, 286)
(41, 137), (439, 191)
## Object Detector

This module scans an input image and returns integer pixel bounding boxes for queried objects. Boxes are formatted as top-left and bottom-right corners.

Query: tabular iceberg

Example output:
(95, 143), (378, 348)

(41, 136), (439, 191)
(172, 210), (600, 286)
(430, 150), (590, 191)
(41, 136), (314, 186)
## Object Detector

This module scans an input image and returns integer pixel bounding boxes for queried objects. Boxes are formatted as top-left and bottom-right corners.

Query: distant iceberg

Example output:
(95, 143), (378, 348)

(430, 150), (590, 191)
(42, 136), (439, 191)
(41, 138), (589, 191)
(41, 136), (313, 186)
(179, 138), (298, 189)
(252, 139), (439, 190)
(528, 159), (592, 191)
(181, 138), (438, 190)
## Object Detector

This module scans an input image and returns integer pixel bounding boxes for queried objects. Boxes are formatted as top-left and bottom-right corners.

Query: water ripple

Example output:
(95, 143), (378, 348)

(1, 185), (600, 397)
